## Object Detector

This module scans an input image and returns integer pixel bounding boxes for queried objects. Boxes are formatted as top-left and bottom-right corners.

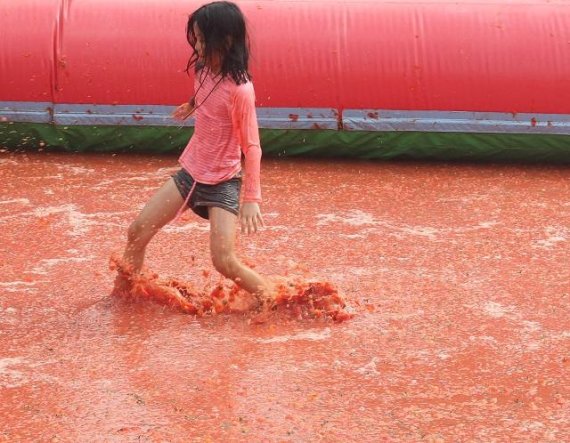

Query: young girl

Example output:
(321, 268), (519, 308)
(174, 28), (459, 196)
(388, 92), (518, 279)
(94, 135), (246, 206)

(119, 1), (268, 300)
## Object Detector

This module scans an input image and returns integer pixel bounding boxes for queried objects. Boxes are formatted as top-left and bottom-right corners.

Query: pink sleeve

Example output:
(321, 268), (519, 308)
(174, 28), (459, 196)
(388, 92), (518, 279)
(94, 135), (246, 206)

(232, 83), (262, 203)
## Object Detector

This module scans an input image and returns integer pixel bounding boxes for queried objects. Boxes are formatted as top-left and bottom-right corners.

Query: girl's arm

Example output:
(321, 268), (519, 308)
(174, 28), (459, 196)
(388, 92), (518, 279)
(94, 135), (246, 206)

(172, 102), (195, 121)
(232, 83), (263, 234)
(172, 72), (200, 121)
(232, 83), (262, 203)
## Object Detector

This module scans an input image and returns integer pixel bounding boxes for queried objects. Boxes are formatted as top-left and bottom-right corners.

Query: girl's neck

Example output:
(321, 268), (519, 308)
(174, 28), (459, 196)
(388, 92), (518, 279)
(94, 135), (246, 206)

(206, 56), (222, 76)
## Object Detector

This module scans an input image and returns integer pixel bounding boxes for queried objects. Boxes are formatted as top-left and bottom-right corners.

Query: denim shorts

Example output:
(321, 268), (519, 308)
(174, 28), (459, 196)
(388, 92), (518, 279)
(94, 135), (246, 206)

(171, 168), (241, 220)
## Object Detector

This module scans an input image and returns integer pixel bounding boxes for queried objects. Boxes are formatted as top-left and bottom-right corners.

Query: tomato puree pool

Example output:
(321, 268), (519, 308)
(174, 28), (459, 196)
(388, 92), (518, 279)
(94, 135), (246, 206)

(1, 152), (569, 441)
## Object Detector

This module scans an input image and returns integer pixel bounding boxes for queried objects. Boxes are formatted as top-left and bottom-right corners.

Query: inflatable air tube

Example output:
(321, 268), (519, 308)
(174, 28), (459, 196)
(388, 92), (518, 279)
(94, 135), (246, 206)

(1, 0), (569, 161)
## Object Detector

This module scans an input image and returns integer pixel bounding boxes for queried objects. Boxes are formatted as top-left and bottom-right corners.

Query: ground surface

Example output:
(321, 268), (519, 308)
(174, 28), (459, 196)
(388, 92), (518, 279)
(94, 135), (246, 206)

(0, 152), (568, 442)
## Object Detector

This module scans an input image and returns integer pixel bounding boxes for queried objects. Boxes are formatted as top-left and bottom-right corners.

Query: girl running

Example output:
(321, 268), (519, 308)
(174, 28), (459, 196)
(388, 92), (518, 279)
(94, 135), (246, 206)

(118, 1), (268, 300)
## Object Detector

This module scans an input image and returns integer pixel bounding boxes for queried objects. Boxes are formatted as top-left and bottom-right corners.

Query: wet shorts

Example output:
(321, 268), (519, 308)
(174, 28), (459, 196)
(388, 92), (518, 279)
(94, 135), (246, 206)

(171, 168), (241, 220)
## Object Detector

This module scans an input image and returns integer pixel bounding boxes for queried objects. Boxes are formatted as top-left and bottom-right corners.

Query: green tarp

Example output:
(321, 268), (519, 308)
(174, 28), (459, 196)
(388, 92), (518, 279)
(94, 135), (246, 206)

(2, 122), (569, 163)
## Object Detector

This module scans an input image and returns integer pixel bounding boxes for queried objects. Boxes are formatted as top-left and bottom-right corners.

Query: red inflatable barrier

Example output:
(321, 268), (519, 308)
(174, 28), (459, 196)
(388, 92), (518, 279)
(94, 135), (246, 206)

(2, 0), (569, 112)
(1, 0), (60, 103)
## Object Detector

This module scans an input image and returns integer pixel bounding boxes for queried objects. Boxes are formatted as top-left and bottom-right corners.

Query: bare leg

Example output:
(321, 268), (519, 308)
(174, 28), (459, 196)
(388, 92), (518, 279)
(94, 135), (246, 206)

(123, 178), (185, 273)
(209, 206), (268, 297)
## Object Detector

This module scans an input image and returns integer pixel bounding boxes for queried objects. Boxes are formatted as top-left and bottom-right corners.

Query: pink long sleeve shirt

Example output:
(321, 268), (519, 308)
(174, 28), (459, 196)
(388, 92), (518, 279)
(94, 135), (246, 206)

(178, 69), (262, 203)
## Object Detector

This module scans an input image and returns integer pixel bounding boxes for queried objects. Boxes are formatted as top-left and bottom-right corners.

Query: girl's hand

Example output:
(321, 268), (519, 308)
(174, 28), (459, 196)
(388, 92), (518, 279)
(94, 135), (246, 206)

(171, 102), (195, 121)
(239, 202), (264, 234)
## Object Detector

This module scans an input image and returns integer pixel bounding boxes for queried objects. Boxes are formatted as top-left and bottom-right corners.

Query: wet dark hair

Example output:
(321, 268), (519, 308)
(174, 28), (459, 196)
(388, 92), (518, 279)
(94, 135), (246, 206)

(186, 1), (251, 85)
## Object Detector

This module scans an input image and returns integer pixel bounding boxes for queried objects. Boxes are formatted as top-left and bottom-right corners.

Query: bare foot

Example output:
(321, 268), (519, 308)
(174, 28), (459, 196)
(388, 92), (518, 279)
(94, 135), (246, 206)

(250, 309), (272, 324)
(228, 292), (258, 313)
(112, 272), (132, 296)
